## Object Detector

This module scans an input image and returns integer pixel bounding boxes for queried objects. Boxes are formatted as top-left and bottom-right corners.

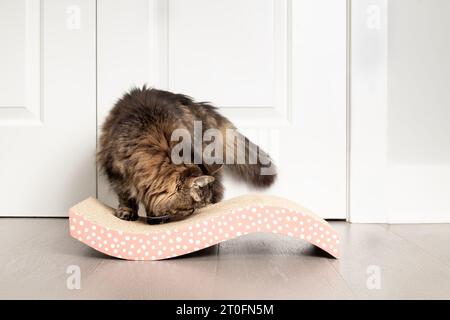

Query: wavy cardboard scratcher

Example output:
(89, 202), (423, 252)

(69, 194), (340, 260)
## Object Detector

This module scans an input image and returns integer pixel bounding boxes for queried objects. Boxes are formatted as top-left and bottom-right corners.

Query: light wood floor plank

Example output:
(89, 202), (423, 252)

(388, 224), (450, 267)
(330, 223), (450, 299)
(1, 219), (450, 299)
(213, 232), (354, 299)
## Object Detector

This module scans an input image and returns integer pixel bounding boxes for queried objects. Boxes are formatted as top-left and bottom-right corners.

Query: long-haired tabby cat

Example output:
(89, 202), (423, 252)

(97, 86), (276, 223)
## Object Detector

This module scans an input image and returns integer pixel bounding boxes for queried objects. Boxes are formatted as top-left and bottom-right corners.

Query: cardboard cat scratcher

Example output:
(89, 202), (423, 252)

(69, 194), (340, 260)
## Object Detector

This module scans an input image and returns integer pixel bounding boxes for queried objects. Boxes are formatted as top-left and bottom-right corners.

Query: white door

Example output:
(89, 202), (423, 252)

(97, 0), (347, 219)
(0, 0), (96, 216)
(350, 0), (450, 223)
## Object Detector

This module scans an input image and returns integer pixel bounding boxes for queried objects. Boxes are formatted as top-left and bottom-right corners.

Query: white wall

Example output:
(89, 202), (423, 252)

(350, 0), (450, 223)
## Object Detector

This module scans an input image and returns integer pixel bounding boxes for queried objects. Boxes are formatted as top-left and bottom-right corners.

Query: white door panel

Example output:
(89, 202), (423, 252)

(98, 0), (347, 219)
(168, 0), (275, 108)
(0, 0), (96, 216)
(0, 1), (27, 107)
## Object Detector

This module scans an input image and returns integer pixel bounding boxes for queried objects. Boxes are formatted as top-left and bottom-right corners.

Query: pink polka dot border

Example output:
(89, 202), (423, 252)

(69, 205), (340, 260)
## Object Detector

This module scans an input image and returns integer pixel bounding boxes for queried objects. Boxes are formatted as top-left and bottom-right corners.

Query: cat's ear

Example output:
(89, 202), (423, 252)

(203, 163), (223, 175)
(191, 175), (215, 188)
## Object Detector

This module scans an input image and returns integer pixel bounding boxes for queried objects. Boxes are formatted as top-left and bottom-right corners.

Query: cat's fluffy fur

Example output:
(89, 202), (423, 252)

(97, 86), (276, 223)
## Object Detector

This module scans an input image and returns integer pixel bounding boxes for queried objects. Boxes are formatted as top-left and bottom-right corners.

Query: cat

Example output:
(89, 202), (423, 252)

(97, 86), (276, 223)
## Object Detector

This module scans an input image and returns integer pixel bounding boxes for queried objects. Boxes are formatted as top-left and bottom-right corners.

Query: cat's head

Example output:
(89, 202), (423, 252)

(150, 164), (221, 219)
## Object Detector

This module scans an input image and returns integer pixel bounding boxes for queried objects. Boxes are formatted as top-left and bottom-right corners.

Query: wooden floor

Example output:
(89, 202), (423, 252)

(0, 218), (449, 299)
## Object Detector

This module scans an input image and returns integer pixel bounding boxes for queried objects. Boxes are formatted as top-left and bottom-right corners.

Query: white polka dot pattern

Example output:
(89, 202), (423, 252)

(69, 205), (340, 260)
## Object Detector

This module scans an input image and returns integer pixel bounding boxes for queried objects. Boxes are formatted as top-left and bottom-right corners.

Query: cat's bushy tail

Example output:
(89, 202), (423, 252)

(221, 127), (277, 188)
(196, 103), (277, 188)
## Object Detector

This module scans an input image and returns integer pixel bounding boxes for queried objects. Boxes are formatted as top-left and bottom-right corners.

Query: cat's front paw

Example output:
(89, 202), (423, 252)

(114, 207), (138, 221)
